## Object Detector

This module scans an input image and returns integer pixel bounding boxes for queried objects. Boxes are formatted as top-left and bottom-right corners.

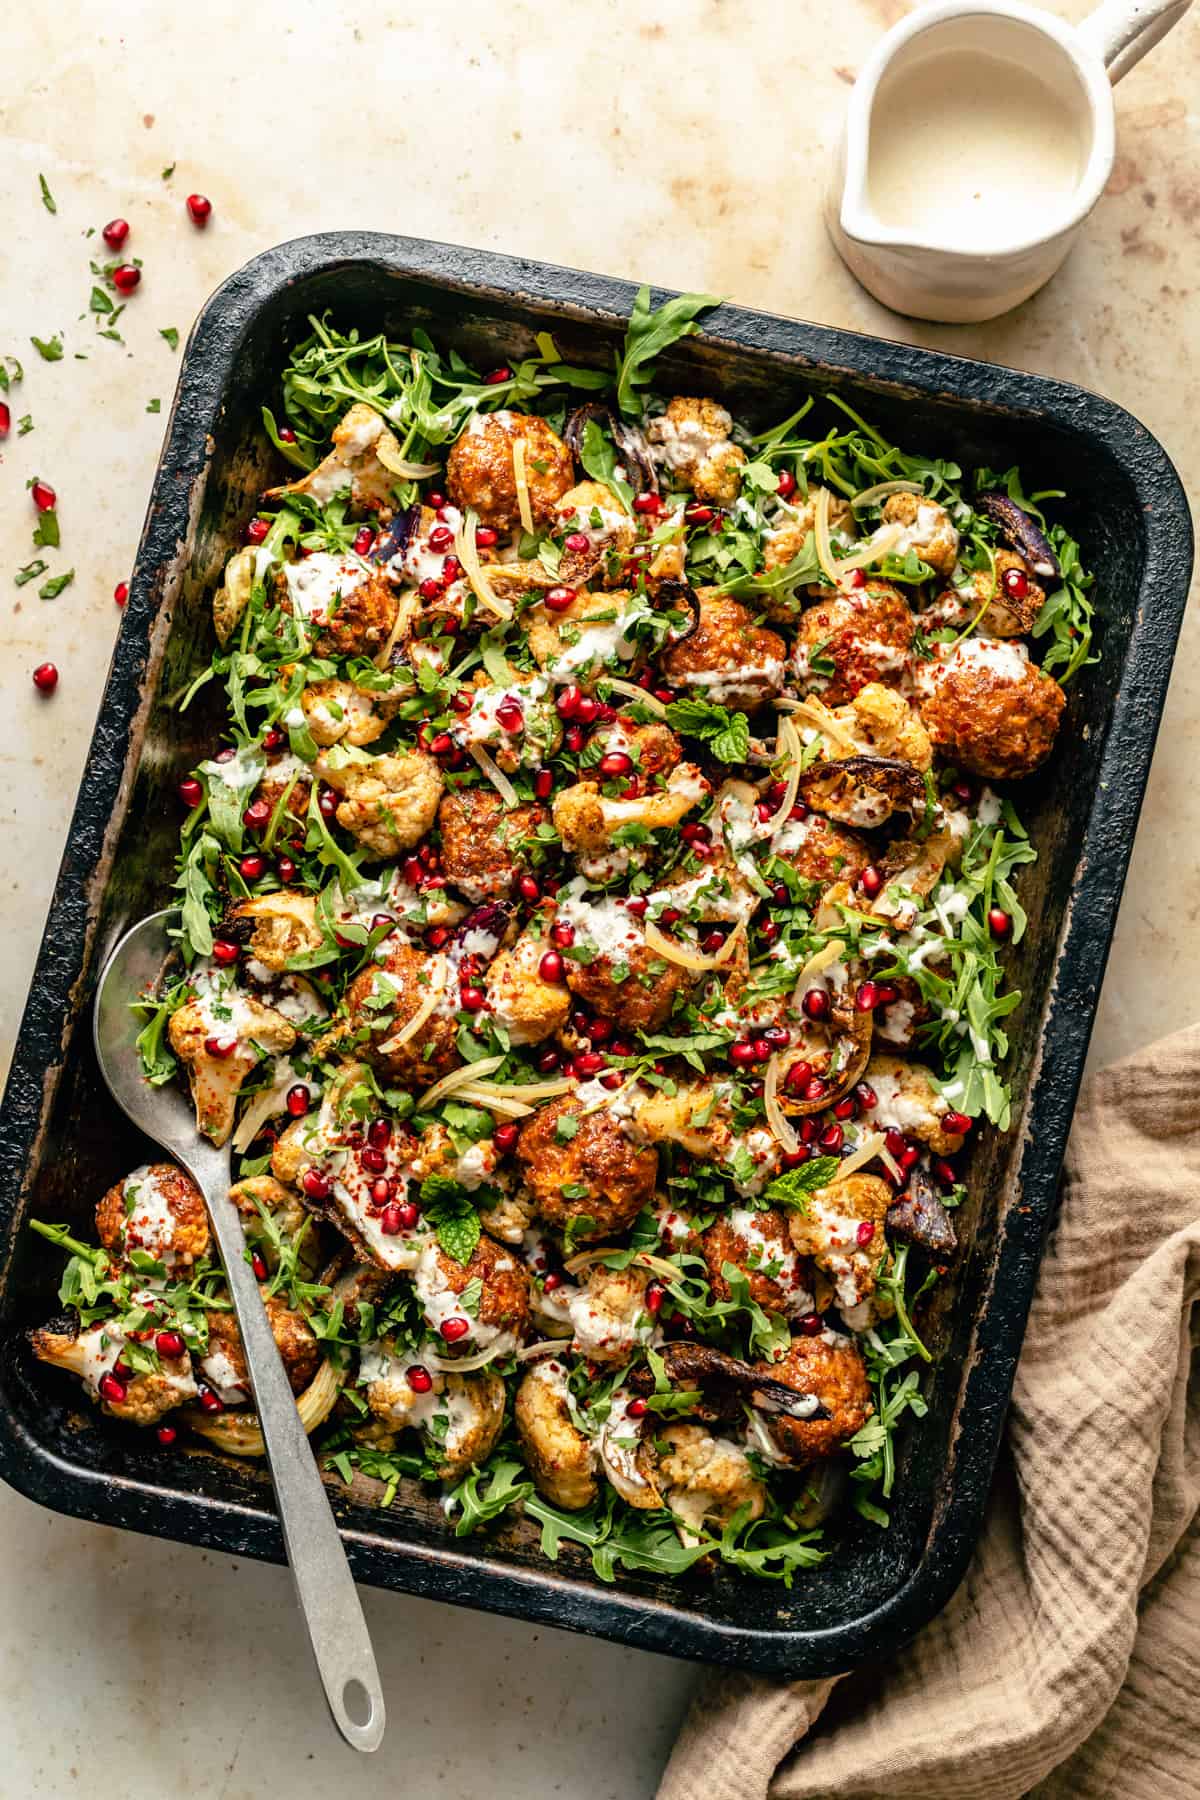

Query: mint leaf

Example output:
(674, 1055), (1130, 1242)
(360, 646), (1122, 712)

(146, 398), (161, 414)
(615, 287), (722, 419)
(764, 1156), (842, 1208)
(664, 696), (748, 761)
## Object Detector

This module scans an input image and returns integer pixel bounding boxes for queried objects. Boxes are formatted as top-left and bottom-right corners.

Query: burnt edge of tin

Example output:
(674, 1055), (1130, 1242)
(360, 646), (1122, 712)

(0, 234), (1191, 1675)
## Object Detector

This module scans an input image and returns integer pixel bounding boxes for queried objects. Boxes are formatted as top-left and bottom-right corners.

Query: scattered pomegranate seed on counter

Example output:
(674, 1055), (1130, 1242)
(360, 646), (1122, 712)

(0, 402), (9, 437)
(31, 662), (58, 694)
(113, 580), (129, 605)
(112, 263), (141, 294)
(30, 479), (56, 512)
(101, 218), (130, 249)
(185, 193), (212, 226)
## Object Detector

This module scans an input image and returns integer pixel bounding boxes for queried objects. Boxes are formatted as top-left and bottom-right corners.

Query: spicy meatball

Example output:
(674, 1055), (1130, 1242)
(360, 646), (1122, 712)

(659, 590), (786, 710)
(446, 410), (574, 532)
(564, 936), (693, 1034)
(701, 1206), (813, 1316)
(754, 1333), (873, 1463)
(795, 581), (914, 705)
(771, 811), (871, 891)
(917, 638), (1065, 781)
(412, 1233), (531, 1350)
(344, 942), (461, 1087)
(437, 790), (546, 904)
(516, 1096), (658, 1242)
(202, 1295), (321, 1399)
(95, 1163), (210, 1273)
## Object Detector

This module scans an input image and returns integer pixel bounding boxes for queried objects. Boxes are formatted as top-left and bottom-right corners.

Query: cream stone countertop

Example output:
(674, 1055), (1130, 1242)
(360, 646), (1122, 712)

(1, 1), (1197, 1795)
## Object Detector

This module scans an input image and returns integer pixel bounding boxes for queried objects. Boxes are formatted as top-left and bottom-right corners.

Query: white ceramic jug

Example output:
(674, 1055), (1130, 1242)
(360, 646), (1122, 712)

(827, 0), (1194, 323)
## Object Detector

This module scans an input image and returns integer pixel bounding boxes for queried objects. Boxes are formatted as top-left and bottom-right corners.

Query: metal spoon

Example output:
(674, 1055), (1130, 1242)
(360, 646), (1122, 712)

(93, 909), (386, 1754)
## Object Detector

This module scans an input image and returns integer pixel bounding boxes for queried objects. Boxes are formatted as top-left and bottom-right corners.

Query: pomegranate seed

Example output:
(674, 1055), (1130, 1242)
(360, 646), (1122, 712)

(645, 1280), (665, 1314)
(155, 1329), (185, 1359)
(874, 982), (900, 1006)
(539, 950), (565, 983)
(598, 750), (634, 779)
(798, 1312), (824, 1337)
(625, 897), (648, 918)
(460, 985), (486, 1012)
(199, 1388), (224, 1414)
(819, 1123), (844, 1152)
(856, 1082), (878, 1110)
(751, 1037), (773, 1063)
(701, 929), (726, 953)
(113, 579), (129, 606)
(803, 1076), (828, 1103)
(943, 1110), (972, 1136)
(484, 366), (512, 385)
(776, 469), (798, 499)
(564, 531), (591, 553)
(425, 927), (451, 952)
(242, 799), (271, 832)
(113, 1359), (133, 1381)
(761, 1025), (790, 1049)
(424, 524), (452, 553)
(952, 779), (976, 805)
(365, 1117), (392, 1150)
(654, 688), (676, 705)
(275, 854), (298, 884)
(245, 516), (269, 545)
(98, 1372), (128, 1405)
(31, 479), (56, 513)
(556, 684), (583, 720)
(31, 662), (59, 695)
(729, 1040), (757, 1067)
(379, 1203), (404, 1236)
(370, 1178), (392, 1205)
(799, 1117), (819, 1144)
(360, 1146), (387, 1175)
(988, 907), (1012, 937)
(1002, 565), (1031, 599)
(496, 700), (524, 734)
(156, 1425), (177, 1446)
(185, 193), (212, 226)
(680, 820), (710, 844)
(609, 1035), (635, 1057)
(855, 981), (879, 1013)
(563, 724), (585, 754)
(407, 1365), (433, 1394)
(494, 1122), (520, 1153)
(784, 1061), (813, 1095)
(251, 1252), (268, 1280)
(302, 1167), (331, 1200)
(861, 865), (884, 899)
(544, 585), (577, 612)
(847, 568), (866, 589)
(278, 427), (296, 443)
(575, 1050), (607, 1076)
(802, 988), (830, 1021)
(633, 492), (661, 515)
(600, 1070), (623, 1089)
(211, 938), (239, 966)
(440, 1317), (471, 1342)
(550, 920), (575, 949)
(112, 263), (140, 294)
(534, 768), (554, 799)
(770, 881), (790, 906)
(441, 555), (462, 583)
(934, 1158), (958, 1186)
(758, 920), (780, 944)
(204, 1034), (238, 1059)
(517, 874), (540, 903)
(536, 1048), (561, 1074)
(780, 1146), (812, 1169)
(574, 696), (599, 725)
(899, 1143), (921, 1171)
(239, 852), (266, 881)
(285, 1084), (310, 1118)
(418, 577), (444, 602)
(884, 1127), (906, 1159)
(429, 732), (454, 757)
(262, 725), (287, 751)
(684, 504), (715, 525)
(397, 1202), (420, 1230)
(659, 906), (682, 927)
(352, 525), (375, 556)
(102, 218), (130, 249)
(318, 784), (339, 820)
(834, 1095), (857, 1121)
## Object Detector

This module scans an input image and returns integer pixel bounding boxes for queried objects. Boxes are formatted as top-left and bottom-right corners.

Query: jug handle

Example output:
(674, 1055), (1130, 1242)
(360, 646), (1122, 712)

(1077, 0), (1194, 81)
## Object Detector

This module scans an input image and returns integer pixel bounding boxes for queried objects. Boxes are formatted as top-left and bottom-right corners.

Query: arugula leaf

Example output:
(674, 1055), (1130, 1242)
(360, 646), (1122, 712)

(445, 1454), (534, 1536)
(578, 417), (633, 513)
(764, 1156), (842, 1208)
(615, 287), (722, 418)
(30, 334), (63, 363)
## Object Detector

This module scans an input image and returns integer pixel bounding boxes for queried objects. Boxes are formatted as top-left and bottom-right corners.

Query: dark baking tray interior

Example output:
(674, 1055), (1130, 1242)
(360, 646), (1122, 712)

(0, 235), (1190, 1674)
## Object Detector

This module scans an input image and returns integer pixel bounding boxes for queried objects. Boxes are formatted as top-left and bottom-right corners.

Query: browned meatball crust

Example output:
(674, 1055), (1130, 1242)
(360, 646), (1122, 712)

(659, 591), (786, 708)
(564, 941), (693, 1033)
(95, 1163), (210, 1270)
(446, 411), (574, 532)
(755, 1334), (873, 1462)
(425, 1234), (531, 1343)
(437, 790), (546, 902)
(517, 1097), (659, 1242)
(344, 942), (461, 1087)
(314, 570), (399, 659)
(701, 1208), (810, 1314)
(796, 582), (914, 705)
(204, 1296), (320, 1397)
(918, 640), (1066, 781)
(775, 812), (871, 890)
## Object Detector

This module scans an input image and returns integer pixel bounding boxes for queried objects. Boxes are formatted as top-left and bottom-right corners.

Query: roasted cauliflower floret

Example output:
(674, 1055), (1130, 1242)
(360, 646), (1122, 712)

(293, 674), (403, 750)
(227, 890), (322, 973)
(484, 929), (572, 1047)
(230, 1174), (323, 1277)
(95, 1162), (209, 1272)
(567, 1264), (656, 1362)
(266, 402), (404, 517)
(201, 1295), (320, 1401)
(476, 1185), (537, 1245)
(213, 546), (256, 647)
(411, 1234), (531, 1354)
(526, 587), (647, 686)
(446, 410), (574, 531)
(788, 1174), (893, 1326)
(437, 790), (546, 903)
(652, 1423), (766, 1536)
(795, 580), (915, 704)
(763, 487), (855, 576)
(452, 675), (562, 772)
(362, 1344), (506, 1478)
(552, 481), (638, 582)
(754, 1333), (873, 1463)
(917, 638), (1065, 781)
(864, 1055), (966, 1155)
(553, 747), (709, 880)
(168, 987), (297, 1147)
(881, 492), (959, 580)
(921, 549), (1045, 640)
(274, 559), (400, 660)
(344, 944), (460, 1087)
(515, 1358), (598, 1510)
(701, 1206), (814, 1317)
(833, 682), (932, 771)
(647, 397), (746, 504)
(436, 1370), (507, 1477)
(315, 749), (443, 859)
(516, 1096), (658, 1242)
(659, 589), (786, 710)
(31, 1321), (197, 1425)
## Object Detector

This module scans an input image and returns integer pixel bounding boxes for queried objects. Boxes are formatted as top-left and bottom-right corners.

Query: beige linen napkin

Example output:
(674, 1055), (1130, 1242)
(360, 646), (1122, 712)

(660, 1022), (1200, 1800)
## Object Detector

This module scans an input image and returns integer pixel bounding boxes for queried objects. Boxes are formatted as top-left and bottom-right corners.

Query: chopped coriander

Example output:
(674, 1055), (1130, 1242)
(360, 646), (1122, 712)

(38, 569), (75, 600)
(38, 173), (57, 215)
(159, 327), (180, 350)
(30, 334), (63, 362)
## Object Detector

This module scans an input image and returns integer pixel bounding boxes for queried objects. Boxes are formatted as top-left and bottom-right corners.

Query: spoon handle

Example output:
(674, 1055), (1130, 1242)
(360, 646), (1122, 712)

(184, 1139), (386, 1753)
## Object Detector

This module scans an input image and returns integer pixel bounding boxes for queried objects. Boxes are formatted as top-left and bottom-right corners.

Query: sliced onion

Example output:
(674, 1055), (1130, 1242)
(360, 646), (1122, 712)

(375, 442), (441, 479)
(765, 715), (803, 840)
(511, 438), (535, 537)
(777, 695), (858, 755)
(468, 742), (519, 807)
(604, 678), (666, 716)
(834, 1129), (888, 1180)
(455, 510), (513, 620)
(376, 955), (449, 1055)
(464, 1076), (574, 1102)
(834, 523), (906, 576)
(423, 1345), (506, 1374)
(564, 1248), (682, 1282)
(516, 1339), (574, 1362)
(420, 1054), (507, 1110)
(850, 479), (924, 511)
(814, 484), (839, 585)
(763, 1054), (799, 1154)
(644, 917), (744, 973)
(182, 1358), (342, 1458)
